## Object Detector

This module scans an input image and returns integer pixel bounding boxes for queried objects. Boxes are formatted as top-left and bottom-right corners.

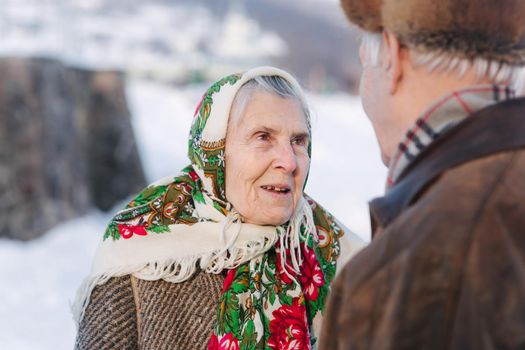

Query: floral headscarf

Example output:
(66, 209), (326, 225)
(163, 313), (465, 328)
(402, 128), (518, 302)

(73, 67), (364, 349)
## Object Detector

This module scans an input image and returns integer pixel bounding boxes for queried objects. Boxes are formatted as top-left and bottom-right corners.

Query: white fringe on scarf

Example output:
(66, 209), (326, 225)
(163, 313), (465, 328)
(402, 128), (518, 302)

(71, 196), (317, 326)
(277, 197), (317, 278)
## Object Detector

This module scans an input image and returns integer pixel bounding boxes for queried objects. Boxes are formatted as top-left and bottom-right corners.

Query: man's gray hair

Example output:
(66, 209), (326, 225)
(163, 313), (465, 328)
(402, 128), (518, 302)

(361, 32), (525, 92)
(230, 75), (311, 130)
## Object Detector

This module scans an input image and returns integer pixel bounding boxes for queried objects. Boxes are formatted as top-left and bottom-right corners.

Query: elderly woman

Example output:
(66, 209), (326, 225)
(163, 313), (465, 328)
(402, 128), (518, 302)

(73, 67), (364, 349)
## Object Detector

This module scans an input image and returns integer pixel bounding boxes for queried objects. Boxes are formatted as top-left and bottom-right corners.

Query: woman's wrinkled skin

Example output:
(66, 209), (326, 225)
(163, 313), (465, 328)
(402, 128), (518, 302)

(224, 90), (310, 226)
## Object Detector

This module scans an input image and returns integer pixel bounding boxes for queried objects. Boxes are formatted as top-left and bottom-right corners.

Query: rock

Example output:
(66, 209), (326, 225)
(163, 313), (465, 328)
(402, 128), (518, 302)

(0, 57), (146, 240)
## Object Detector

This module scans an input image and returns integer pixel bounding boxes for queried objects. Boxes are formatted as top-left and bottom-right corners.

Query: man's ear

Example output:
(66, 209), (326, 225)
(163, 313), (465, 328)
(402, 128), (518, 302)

(382, 30), (403, 94)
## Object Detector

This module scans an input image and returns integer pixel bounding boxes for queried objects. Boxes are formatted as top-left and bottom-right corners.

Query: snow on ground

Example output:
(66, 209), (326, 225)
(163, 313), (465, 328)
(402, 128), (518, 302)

(0, 79), (387, 349)
(0, 212), (109, 350)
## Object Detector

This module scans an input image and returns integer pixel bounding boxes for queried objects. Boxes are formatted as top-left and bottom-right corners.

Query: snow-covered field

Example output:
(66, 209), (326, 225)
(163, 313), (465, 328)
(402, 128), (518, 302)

(0, 79), (386, 349)
(0, 213), (109, 350)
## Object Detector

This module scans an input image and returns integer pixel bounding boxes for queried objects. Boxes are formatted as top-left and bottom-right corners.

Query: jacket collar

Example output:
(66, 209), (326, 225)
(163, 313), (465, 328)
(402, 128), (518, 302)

(386, 85), (515, 188)
(370, 97), (525, 237)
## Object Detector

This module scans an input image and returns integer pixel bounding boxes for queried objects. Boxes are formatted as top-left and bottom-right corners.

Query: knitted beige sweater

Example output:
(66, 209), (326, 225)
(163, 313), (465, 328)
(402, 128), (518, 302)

(75, 272), (225, 350)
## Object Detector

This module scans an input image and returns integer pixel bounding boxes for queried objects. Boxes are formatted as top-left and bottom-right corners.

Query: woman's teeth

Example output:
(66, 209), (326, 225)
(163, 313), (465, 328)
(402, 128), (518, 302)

(261, 185), (290, 193)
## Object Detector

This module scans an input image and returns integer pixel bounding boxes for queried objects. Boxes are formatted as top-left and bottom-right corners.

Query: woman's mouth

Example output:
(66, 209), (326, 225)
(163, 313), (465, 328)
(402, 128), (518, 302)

(260, 185), (291, 194)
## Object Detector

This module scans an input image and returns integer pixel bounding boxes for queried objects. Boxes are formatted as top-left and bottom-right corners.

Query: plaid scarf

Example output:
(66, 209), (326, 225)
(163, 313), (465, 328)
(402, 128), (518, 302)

(73, 67), (364, 349)
(387, 85), (516, 189)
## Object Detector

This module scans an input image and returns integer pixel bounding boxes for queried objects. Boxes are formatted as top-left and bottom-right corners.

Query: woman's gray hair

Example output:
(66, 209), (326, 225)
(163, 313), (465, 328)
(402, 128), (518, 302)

(229, 75), (311, 130)
(361, 32), (525, 91)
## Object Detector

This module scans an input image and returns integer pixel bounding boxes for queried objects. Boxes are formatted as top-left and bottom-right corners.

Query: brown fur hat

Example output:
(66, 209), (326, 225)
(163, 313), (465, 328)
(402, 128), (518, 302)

(341, 0), (525, 65)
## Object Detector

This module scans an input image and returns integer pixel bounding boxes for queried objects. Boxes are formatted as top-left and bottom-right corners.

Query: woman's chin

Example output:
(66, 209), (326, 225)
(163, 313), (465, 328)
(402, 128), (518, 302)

(244, 211), (293, 227)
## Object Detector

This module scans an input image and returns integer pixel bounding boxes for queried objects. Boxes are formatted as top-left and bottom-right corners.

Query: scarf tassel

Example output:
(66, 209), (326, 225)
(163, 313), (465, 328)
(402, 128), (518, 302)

(278, 198), (317, 279)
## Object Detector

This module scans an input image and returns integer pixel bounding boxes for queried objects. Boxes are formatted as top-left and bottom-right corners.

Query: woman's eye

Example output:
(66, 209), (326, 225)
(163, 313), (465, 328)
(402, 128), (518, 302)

(256, 133), (270, 141)
(292, 137), (307, 146)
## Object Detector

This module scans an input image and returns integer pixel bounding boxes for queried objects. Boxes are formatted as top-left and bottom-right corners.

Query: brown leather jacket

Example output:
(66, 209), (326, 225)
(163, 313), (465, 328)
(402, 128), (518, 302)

(319, 98), (525, 349)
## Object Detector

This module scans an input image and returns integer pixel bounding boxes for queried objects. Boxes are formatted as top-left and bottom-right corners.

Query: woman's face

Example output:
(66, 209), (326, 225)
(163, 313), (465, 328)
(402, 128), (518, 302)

(224, 90), (310, 226)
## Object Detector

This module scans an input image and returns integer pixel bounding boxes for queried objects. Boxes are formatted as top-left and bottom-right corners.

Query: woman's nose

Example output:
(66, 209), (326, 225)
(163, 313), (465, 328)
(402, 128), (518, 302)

(273, 143), (298, 173)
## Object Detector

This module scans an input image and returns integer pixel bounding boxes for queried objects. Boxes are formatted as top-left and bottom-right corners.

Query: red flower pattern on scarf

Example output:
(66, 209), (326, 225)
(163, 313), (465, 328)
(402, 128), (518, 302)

(208, 333), (219, 350)
(268, 298), (310, 350)
(208, 332), (239, 350)
(298, 245), (325, 301)
(222, 268), (236, 293)
(276, 243), (325, 301)
(276, 247), (295, 285)
(220, 333), (240, 350)
(117, 224), (148, 239)
(193, 92), (206, 117)
(188, 170), (200, 182)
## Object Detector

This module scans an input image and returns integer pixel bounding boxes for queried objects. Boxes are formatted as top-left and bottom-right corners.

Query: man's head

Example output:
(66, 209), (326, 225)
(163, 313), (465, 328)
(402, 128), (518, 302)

(343, 0), (525, 165)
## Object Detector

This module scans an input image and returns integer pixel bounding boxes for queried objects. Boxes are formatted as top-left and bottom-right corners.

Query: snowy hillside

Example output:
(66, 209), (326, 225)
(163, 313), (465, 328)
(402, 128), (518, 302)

(0, 0), (287, 83)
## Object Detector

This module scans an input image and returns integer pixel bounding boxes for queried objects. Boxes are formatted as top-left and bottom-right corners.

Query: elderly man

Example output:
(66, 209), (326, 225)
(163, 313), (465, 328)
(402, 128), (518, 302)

(320, 0), (525, 349)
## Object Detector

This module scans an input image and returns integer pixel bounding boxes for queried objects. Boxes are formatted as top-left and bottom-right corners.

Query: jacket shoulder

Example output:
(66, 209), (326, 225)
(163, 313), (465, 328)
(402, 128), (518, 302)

(320, 149), (525, 349)
(363, 149), (525, 281)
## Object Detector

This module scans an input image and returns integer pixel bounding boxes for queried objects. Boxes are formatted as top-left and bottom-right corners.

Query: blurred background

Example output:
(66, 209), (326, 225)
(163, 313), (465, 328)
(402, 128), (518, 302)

(0, 0), (387, 348)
